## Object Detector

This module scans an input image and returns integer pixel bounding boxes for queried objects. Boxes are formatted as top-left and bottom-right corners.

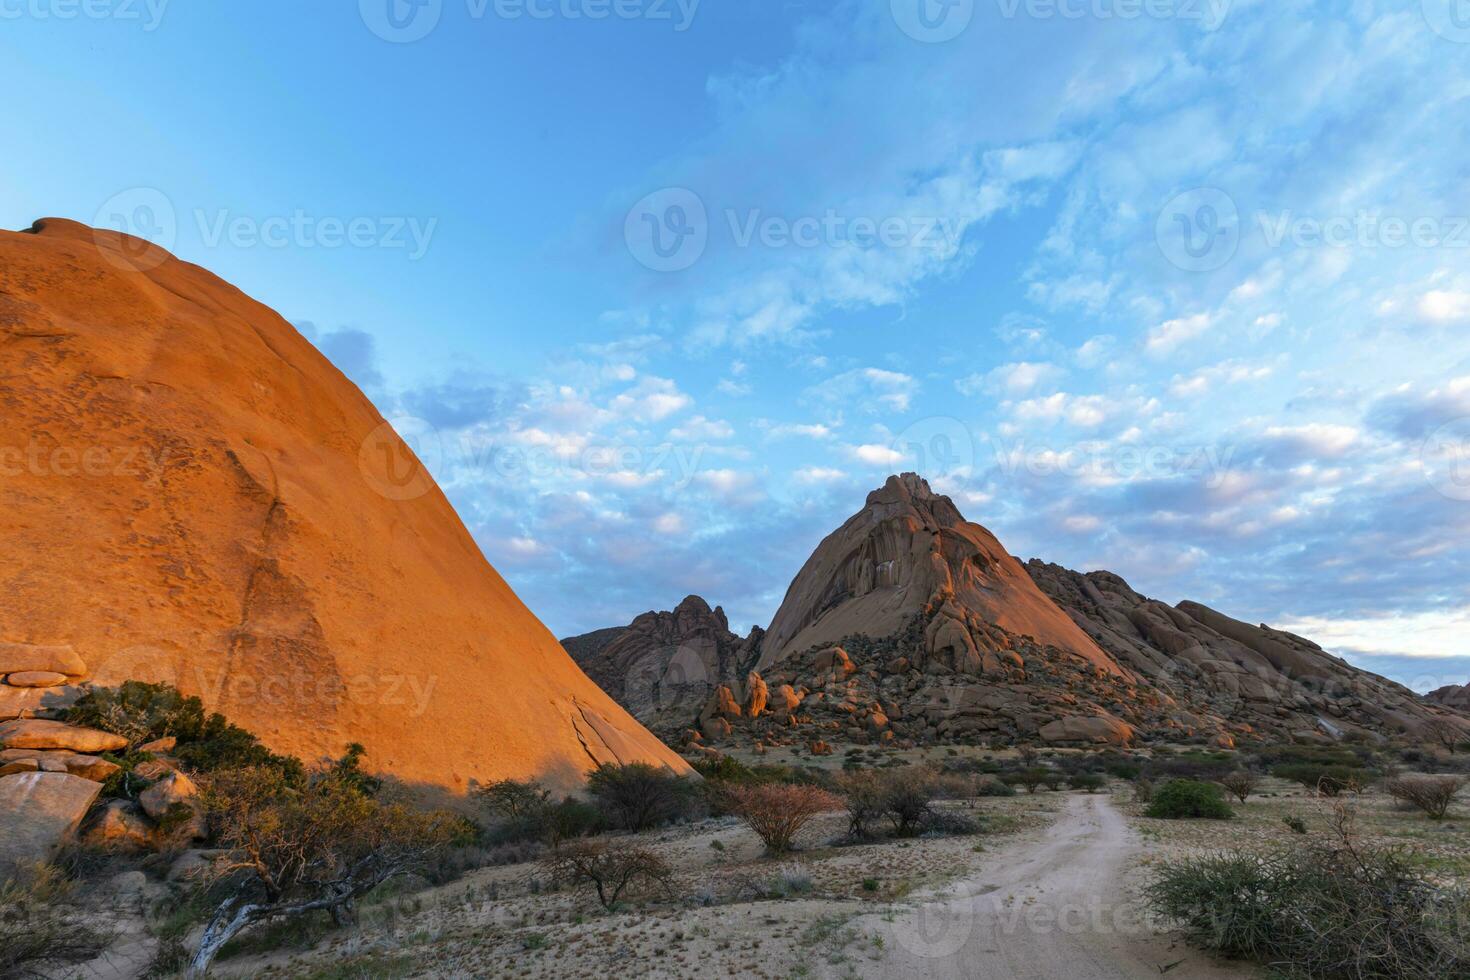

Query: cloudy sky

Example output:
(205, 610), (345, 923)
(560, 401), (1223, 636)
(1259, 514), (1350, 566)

(5, 0), (1470, 689)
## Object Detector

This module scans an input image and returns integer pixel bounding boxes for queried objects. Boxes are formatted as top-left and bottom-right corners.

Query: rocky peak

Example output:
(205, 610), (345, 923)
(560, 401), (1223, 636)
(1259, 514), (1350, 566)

(864, 472), (965, 527)
(758, 474), (1118, 675)
(562, 596), (763, 735)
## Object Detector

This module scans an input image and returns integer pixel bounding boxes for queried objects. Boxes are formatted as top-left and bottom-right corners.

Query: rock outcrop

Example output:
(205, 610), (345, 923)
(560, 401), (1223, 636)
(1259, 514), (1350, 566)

(563, 596), (763, 735)
(1428, 683), (1470, 712)
(758, 474), (1119, 676)
(673, 474), (1467, 753)
(0, 219), (688, 792)
(1026, 561), (1467, 744)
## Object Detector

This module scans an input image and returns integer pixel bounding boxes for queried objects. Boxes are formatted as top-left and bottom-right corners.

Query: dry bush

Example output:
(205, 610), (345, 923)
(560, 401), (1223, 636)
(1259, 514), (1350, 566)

(541, 840), (671, 909)
(189, 752), (461, 976)
(0, 864), (112, 977)
(881, 768), (938, 837)
(1424, 719), (1466, 753)
(1386, 775), (1465, 820)
(727, 783), (842, 854)
(1218, 771), (1260, 804)
(835, 770), (886, 838)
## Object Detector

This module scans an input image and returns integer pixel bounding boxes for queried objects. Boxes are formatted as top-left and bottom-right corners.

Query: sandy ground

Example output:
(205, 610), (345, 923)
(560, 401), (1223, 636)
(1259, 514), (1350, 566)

(846, 794), (1256, 980)
(194, 791), (1266, 979)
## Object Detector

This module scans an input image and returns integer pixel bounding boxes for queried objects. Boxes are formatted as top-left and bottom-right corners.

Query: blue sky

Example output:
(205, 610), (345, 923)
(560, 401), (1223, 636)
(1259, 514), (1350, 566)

(5, 0), (1470, 690)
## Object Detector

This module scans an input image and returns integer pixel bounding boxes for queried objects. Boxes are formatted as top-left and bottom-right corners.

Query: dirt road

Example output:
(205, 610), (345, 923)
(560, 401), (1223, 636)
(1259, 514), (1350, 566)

(846, 794), (1255, 979)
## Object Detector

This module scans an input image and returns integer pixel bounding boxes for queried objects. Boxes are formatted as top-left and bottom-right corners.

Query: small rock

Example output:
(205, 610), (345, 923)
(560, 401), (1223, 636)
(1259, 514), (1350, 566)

(139, 770), (199, 821)
(136, 736), (177, 754)
(83, 799), (159, 851)
(0, 719), (128, 754)
(2, 671), (70, 689)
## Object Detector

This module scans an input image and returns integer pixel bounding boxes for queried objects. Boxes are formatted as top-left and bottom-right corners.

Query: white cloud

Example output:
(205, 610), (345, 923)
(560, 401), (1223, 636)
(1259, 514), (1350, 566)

(1262, 423), (1362, 458)
(1418, 290), (1470, 324)
(1146, 312), (1213, 355)
(609, 376), (692, 421)
(956, 361), (1061, 397)
(794, 466), (847, 483)
(806, 368), (917, 413)
(767, 422), (834, 440)
(669, 415), (734, 441)
(849, 444), (906, 467)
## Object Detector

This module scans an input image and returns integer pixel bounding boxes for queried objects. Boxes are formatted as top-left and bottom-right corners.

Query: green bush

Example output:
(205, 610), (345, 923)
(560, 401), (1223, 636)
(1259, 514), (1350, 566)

(1068, 773), (1106, 793)
(69, 682), (303, 784)
(1146, 832), (1470, 977)
(586, 763), (696, 831)
(1145, 780), (1234, 820)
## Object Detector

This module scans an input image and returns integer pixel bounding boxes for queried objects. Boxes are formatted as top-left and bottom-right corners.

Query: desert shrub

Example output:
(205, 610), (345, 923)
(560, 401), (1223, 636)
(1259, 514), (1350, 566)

(1146, 816), (1470, 978)
(1385, 775), (1465, 821)
(727, 784), (841, 854)
(0, 865), (112, 976)
(691, 755), (762, 784)
(1144, 751), (1237, 782)
(1068, 773), (1105, 794)
(974, 775), (1016, 798)
(1146, 780), (1234, 820)
(1218, 771), (1260, 804)
(189, 748), (460, 975)
(585, 763), (695, 831)
(541, 840), (670, 910)
(1132, 778), (1154, 804)
(69, 681), (303, 783)
(1283, 815), (1308, 835)
(836, 770), (887, 838)
(473, 778), (552, 842)
(1006, 768), (1049, 794)
(881, 768), (937, 837)
(1274, 764), (1370, 797)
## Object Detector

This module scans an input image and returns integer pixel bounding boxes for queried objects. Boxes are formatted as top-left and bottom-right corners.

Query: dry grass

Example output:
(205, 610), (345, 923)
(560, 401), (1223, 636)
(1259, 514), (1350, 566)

(208, 794), (1059, 979)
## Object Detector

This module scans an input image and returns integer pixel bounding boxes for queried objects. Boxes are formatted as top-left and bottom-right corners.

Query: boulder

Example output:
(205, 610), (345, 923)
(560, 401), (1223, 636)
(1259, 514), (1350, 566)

(2, 671), (70, 689)
(770, 684), (804, 717)
(137, 736), (177, 754)
(700, 716), (733, 741)
(0, 685), (81, 723)
(0, 758), (40, 777)
(0, 643), (87, 679)
(0, 750), (119, 782)
(83, 799), (160, 851)
(743, 672), (769, 718)
(0, 719), (128, 754)
(139, 770), (199, 821)
(1039, 714), (1135, 746)
(0, 772), (103, 878)
(702, 685), (743, 722)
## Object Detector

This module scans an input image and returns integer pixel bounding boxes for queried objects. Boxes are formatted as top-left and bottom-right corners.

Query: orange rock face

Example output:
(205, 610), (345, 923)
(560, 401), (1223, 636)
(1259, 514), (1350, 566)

(0, 219), (689, 792)
(758, 474), (1119, 675)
